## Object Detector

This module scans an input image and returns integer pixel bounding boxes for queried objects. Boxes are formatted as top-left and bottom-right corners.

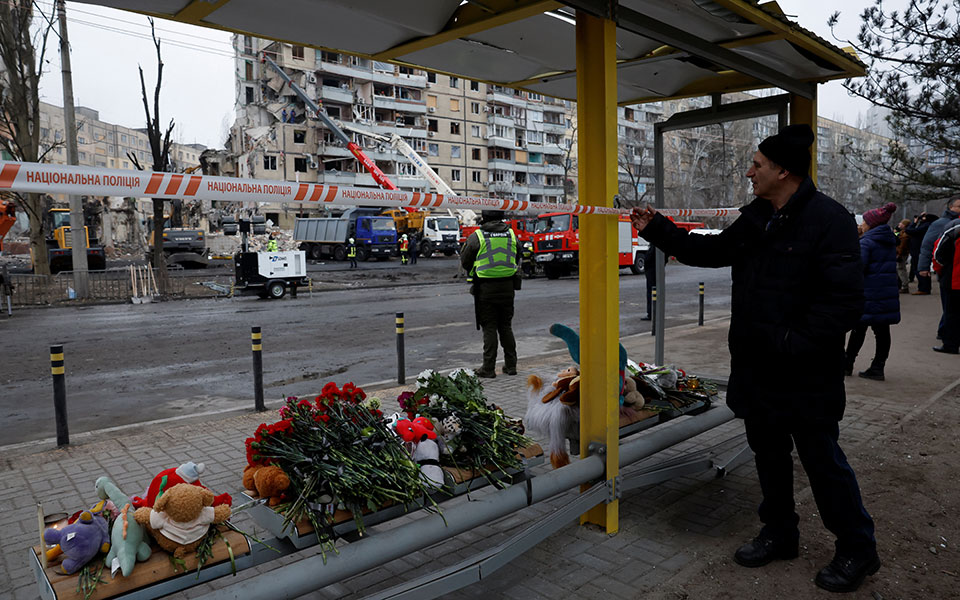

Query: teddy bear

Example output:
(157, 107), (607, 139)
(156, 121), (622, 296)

(621, 376), (646, 413)
(132, 461), (232, 510)
(538, 366), (580, 405)
(96, 476), (151, 577)
(242, 464), (291, 506)
(43, 510), (111, 574)
(134, 483), (231, 559)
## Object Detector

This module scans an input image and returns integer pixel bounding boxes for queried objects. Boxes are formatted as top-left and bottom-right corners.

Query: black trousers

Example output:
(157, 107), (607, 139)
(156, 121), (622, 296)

(477, 297), (516, 372)
(745, 417), (876, 557)
(942, 289), (960, 349)
(845, 323), (891, 365)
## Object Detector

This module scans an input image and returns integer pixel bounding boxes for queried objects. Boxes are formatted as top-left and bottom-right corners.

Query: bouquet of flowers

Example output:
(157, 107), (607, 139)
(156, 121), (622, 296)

(398, 369), (532, 482)
(245, 382), (425, 550)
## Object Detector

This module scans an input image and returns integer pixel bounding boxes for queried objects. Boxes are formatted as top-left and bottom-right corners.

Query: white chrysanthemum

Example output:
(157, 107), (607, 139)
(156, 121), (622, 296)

(417, 369), (435, 380)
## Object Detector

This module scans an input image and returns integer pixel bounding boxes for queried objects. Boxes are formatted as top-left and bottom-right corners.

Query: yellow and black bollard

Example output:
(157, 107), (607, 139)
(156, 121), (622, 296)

(50, 344), (68, 447)
(698, 282), (705, 326)
(251, 326), (265, 412)
(650, 286), (657, 336)
(396, 312), (405, 384)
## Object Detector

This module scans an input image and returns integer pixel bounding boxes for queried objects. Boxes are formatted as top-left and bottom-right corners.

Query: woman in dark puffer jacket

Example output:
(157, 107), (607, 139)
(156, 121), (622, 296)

(846, 202), (902, 380)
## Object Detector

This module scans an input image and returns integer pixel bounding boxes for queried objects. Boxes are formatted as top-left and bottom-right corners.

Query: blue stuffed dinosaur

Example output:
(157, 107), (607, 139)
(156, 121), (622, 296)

(549, 323), (629, 405)
(96, 476), (151, 577)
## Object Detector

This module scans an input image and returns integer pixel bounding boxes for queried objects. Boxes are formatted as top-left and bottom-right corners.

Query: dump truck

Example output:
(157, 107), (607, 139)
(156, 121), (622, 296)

(294, 208), (397, 261)
(382, 209), (460, 257)
(42, 208), (106, 274)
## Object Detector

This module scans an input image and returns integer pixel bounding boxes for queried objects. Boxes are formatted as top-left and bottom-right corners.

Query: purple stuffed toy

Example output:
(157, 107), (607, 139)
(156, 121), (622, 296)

(44, 510), (111, 574)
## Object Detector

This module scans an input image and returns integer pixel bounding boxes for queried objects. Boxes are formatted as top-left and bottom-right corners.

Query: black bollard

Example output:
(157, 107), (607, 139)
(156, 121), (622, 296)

(50, 345), (68, 447)
(650, 286), (657, 336)
(698, 282), (705, 326)
(396, 312), (405, 384)
(251, 326), (265, 412)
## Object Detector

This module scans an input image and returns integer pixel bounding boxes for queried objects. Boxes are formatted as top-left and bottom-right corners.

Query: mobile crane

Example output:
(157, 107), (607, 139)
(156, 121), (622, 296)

(261, 53), (476, 257)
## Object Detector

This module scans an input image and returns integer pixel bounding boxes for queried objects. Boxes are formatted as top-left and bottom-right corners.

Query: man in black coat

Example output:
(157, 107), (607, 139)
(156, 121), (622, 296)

(906, 213), (936, 292)
(631, 124), (878, 594)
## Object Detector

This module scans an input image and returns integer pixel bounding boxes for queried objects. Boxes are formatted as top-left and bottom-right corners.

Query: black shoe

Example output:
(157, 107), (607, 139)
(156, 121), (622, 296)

(476, 369), (496, 379)
(814, 551), (881, 593)
(858, 367), (885, 381)
(733, 535), (799, 568)
(640, 315), (652, 321)
(932, 345), (959, 354)
(502, 366), (518, 376)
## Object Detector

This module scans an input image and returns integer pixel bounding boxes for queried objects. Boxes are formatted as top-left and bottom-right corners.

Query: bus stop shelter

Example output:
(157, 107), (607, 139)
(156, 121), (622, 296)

(77, 0), (864, 531)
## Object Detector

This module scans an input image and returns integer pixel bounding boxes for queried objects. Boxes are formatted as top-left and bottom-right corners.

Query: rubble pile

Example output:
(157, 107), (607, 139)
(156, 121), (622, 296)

(245, 228), (298, 252)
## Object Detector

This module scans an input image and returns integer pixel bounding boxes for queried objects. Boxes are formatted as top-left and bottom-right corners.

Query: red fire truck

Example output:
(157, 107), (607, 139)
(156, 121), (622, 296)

(458, 217), (535, 246)
(528, 212), (650, 279)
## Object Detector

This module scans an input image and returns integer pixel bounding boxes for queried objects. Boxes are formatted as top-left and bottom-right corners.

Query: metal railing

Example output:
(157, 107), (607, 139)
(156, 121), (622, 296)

(8, 268), (184, 306)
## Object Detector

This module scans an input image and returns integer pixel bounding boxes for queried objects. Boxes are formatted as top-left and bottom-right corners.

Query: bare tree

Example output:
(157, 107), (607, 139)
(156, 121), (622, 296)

(560, 123), (577, 203)
(830, 0), (960, 200)
(617, 142), (650, 208)
(127, 18), (174, 287)
(0, 1), (60, 274)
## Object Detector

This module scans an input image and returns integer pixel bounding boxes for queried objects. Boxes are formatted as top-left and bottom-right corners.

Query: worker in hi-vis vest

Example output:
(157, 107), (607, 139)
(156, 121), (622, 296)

(400, 234), (410, 265)
(266, 234), (279, 252)
(347, 237), (358, 269)
(460, 210), (521, 378)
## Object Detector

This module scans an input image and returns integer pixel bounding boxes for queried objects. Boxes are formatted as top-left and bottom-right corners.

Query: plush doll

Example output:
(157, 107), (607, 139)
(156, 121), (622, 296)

(132, 461), (232, 509)
(394, 416), (444, 486)
(95, 476), (151, 578)
(550, 323), (632, 406)
(436, 414), (462, 449)
(44, 510), (111, 574)
(394, 418), (436, 443)
(524, 374), (578, 468)
(242, 464), (291, 506)
(134, 483), (231, 559)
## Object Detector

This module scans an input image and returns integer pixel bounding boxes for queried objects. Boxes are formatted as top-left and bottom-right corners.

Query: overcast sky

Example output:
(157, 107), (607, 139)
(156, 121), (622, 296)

(35, 0), (888, 149)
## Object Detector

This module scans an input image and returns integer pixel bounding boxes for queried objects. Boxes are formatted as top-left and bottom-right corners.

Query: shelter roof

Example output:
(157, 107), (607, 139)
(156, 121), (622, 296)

(81, 0), (865, 104)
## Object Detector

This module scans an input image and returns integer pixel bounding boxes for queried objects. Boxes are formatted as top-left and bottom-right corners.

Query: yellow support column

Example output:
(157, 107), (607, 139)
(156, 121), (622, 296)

(575, 11), (620, 533)
(789, 91), (819, 183)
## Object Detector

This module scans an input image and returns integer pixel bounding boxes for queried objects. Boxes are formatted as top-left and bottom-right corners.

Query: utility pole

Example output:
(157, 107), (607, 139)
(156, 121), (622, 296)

(57, 0), (90, 298)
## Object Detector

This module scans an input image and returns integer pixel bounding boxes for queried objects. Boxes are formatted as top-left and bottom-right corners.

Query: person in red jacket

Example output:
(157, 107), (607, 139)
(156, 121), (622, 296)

(932, 220), (960, 353)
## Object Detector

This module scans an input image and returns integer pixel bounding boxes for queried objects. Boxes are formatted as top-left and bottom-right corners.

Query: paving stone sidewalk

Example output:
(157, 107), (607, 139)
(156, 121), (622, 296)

(1, 292), (956, 599)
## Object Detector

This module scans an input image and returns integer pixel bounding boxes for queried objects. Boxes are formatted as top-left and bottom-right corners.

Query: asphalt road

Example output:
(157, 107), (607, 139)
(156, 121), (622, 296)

(0, 262), (731, 445)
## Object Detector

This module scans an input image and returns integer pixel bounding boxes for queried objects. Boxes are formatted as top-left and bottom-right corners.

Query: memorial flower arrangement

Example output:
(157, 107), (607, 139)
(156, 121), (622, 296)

(244, 382), (425, 549)
(399, 369), (532, 480)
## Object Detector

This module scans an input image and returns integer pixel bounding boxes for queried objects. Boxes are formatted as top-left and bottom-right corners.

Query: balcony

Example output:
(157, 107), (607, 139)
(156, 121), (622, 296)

(317, 144), (353, 158)
(319, 85), (353, 104)
(367, 122), (427, 138)
(373, 95), (426, 114)
(487, 90), (527, 108)
(542, 143), (565, 155)
(488, 181), (514, 194)
(488, 159), (519, 171)
(541, 121), (566, 135)
(544, 163), (564, 174)
(318, 171), (359, 185)
(487, 115), (514, 128)
(488, 136), (517, 150)
(396, 176), (429, 190)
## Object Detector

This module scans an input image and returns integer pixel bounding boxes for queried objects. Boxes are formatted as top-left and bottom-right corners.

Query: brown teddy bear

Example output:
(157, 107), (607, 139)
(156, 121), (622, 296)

(242, 464), (290, 506)
(134, 483), (231, 558)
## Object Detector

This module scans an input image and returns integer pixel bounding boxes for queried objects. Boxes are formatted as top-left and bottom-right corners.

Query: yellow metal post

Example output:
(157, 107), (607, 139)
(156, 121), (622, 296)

(575, 11), (620, 533)
(789, 91), (818, 183)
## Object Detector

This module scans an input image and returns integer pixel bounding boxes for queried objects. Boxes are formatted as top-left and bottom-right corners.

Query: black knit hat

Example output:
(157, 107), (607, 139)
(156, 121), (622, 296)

(480, 210), (502, 223)
(758, 124), (815, 176)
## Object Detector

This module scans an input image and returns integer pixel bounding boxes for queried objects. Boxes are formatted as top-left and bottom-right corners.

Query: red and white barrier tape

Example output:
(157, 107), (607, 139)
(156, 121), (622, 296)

(0, 161), (739, 218)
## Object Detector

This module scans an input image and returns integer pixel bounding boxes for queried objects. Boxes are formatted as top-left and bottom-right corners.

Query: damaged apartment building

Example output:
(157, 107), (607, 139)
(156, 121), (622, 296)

(226, 35), (578, 228)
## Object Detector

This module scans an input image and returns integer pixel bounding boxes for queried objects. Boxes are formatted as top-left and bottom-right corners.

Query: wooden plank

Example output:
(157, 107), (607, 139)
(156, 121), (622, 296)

(34, 527), (249, 600)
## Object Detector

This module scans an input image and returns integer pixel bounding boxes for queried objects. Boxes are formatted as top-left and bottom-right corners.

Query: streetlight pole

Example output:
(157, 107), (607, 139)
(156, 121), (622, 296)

(57, 0), (89, 297)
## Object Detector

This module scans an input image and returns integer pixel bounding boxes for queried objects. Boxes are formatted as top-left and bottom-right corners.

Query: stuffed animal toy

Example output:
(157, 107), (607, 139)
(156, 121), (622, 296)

(44, 510), (111, 574)
(550, 323), (632, 406)
(134, 483), (231, 559)
(621, 376), (645, 411)
(410, 435), (445, 487)
(242, 464), (291, 506)
(95, 476), (151, 578)
(132, 461), (232, 509)
(394, 417), (437, 443)
(524, 374), (578, 469)
(538, 366), (580, 405)
(437, 414), (462, 446)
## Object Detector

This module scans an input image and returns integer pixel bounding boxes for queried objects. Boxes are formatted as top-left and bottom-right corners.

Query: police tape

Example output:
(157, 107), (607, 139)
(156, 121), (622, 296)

(0, 161), (738, 218)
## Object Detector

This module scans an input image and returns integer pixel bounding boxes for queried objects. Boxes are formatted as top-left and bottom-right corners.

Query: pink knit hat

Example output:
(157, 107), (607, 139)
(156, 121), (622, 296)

(862, 202), (897, 227)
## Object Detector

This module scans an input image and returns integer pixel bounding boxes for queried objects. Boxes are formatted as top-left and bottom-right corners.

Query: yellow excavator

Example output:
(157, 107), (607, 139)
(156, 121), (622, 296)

(40, 207), (107, 273)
